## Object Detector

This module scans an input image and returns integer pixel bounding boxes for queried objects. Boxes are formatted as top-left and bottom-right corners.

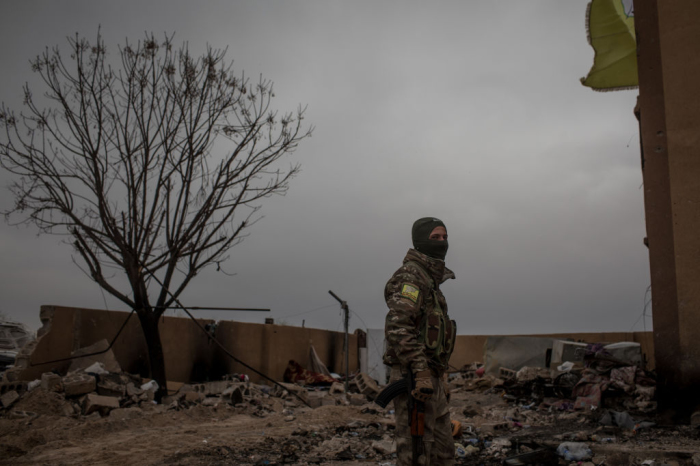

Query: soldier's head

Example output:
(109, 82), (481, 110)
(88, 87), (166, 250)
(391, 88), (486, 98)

(412, 217), (448, 260)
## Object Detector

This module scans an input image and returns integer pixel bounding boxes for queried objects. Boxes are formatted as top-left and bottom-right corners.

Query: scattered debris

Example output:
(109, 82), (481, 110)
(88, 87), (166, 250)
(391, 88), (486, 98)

(1, 341), (699, 465)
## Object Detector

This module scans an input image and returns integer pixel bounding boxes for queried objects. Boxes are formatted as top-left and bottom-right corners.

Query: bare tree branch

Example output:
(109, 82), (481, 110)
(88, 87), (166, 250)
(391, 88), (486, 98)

(0, 31), (313, 395)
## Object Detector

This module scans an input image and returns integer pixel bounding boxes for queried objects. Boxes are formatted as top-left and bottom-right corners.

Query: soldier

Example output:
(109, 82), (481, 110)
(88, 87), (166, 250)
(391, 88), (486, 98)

(384, 217), (456, 466)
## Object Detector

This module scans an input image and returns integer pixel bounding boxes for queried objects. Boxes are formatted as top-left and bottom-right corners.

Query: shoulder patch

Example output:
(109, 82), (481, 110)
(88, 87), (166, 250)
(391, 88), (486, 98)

(400, 283), (420, 303)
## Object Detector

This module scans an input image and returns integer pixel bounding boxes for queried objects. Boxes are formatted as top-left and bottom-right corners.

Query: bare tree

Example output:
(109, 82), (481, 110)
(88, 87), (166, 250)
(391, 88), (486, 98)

(0, 32), (313, 397)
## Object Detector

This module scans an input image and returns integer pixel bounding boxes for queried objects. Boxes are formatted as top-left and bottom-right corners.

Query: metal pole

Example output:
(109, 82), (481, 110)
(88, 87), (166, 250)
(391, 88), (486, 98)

(163, 306), (270, 312)
(328, 290), (350, 393)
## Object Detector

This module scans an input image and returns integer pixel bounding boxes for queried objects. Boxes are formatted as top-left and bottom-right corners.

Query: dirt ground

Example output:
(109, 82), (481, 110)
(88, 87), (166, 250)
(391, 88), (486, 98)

(2, 385), (700, 466)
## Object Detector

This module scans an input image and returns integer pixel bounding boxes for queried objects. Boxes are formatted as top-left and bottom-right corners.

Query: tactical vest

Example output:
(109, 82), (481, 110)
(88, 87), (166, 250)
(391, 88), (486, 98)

(406, 261), (457, 369)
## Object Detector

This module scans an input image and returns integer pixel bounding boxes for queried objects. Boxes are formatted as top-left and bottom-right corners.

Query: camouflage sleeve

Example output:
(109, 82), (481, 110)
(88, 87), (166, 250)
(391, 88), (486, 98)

(384, 266), (428, 373)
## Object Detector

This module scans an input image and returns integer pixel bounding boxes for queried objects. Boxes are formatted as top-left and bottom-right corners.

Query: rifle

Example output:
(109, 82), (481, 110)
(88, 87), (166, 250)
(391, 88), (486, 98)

(375, 370), (425, 465)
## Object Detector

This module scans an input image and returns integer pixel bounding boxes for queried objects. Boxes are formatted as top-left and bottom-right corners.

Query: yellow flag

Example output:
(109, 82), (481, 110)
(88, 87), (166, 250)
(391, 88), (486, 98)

(581, 0), (638, 91)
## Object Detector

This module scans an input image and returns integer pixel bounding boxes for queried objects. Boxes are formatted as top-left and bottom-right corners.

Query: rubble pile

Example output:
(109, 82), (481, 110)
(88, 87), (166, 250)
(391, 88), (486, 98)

(2, 347), (700, 464)
(0, 363), (382, 421)
(437, 354), (700, 465)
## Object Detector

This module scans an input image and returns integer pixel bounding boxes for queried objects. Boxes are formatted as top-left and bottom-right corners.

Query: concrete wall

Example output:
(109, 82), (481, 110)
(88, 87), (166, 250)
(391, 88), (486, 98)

(16, 306), (654, 385)
(212, 320), (358, 383)
(17, 306), (357, 385)
(449, 331), (655, 371)
(18, 305), (216, 383)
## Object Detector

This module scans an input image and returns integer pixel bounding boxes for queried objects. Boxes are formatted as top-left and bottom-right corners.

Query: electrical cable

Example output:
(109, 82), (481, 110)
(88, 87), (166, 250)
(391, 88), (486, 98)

(140, 265), (311, 407)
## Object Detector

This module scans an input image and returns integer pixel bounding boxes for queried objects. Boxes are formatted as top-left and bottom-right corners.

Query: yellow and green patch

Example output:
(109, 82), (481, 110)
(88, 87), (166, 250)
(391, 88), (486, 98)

(400, 284), (420, 303)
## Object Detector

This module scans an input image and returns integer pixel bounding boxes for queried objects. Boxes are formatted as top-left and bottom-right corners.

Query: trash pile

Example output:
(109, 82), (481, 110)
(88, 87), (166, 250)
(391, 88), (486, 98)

(492, 342), (658, 415)
(438, 344), (691, 465)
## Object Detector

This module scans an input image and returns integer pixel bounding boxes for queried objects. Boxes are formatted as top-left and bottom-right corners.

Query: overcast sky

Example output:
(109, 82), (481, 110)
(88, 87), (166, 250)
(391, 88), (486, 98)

(0, 1), (651, 337)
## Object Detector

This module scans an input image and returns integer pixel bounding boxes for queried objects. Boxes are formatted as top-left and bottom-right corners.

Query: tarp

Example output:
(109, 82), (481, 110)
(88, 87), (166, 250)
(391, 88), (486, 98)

(581, 0), (638, 91)
(483, 336), (555, 375)
(308, 345), (331, 377)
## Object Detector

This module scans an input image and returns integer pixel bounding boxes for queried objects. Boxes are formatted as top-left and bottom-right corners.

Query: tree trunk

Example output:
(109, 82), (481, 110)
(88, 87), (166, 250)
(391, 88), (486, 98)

(138, 311), (168, 402)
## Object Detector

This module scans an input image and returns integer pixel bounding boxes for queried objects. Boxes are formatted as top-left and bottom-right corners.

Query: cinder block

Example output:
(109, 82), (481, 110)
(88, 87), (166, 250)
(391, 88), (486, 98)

(41, 373), (63, 392)
(354, 373), (380, 399)
(499, 367), (516, 380)
(0, 390), (19, 408)
(63, 373), (96, 397)
(83, 393), (120, 415)
(321, 396), (337, 406)
(0, 381), (27, 395)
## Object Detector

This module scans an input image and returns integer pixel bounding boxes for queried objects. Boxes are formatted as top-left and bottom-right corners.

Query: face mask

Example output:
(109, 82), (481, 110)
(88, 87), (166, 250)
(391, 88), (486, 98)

(415, 238), (449, 260)
(412, 217), (448, 260)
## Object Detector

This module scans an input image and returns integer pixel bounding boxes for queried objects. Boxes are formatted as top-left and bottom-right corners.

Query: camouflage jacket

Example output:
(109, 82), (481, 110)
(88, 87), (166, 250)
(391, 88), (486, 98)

(383, 248), (456, 373)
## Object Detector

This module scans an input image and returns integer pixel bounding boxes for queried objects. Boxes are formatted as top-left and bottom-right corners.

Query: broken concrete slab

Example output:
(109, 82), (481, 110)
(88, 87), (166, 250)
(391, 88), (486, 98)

(1, 390), (20, 408)
(83, 393), (120, 416)
(96, 373), (126, 397)
(67, 339), (122, 374)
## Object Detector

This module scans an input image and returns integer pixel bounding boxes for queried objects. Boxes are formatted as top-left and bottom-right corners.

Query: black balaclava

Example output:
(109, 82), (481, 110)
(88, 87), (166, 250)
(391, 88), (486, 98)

(412, 217), (448, 260)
